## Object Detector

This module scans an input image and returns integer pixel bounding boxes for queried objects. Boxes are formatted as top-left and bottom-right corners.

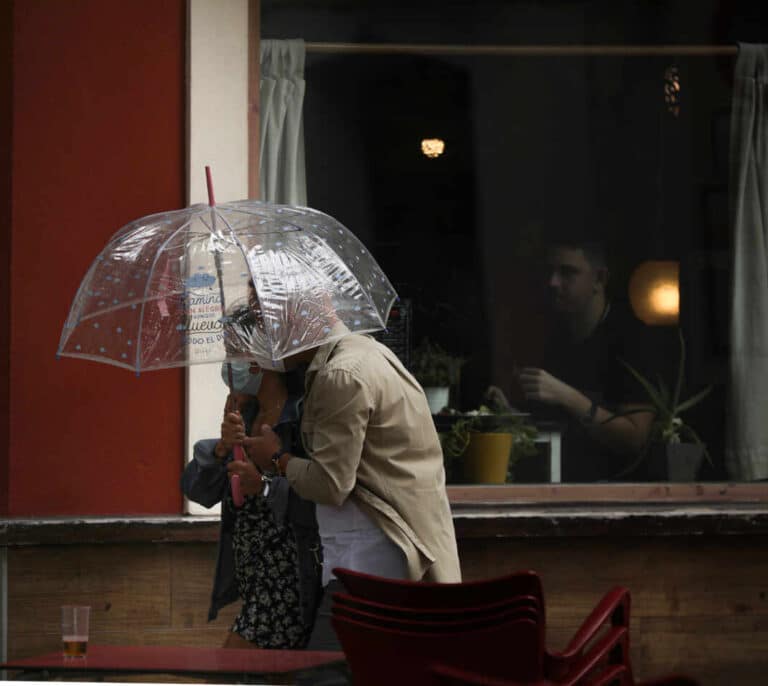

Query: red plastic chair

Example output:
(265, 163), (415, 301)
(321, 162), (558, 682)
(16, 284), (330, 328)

(332, 567), (633, 685)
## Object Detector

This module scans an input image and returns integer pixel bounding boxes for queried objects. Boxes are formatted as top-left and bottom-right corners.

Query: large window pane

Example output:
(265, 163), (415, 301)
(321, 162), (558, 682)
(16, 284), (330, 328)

(262, 0), (768, 486)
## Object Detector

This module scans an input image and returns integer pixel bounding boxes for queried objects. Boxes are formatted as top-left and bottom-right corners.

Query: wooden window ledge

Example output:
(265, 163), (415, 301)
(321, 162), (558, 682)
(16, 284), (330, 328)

(1, 484), (767, 546)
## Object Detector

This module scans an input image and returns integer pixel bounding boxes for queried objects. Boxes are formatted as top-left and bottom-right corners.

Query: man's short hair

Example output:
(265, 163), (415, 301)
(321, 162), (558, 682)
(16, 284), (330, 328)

(546, 230), (608, 271)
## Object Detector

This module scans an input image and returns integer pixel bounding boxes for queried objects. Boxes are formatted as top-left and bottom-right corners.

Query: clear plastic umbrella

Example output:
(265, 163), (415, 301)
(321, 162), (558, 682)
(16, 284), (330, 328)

(57, 168), (397, 507)
(57, 170), (397, 372)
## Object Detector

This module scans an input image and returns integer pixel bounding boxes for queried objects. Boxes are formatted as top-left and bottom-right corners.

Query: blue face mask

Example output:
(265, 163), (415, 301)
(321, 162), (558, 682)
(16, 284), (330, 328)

(221, 361), (263, 396)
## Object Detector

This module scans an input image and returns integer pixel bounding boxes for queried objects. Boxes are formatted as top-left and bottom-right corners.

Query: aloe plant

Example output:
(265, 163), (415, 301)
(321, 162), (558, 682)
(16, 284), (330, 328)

(620, 328), (712, 463)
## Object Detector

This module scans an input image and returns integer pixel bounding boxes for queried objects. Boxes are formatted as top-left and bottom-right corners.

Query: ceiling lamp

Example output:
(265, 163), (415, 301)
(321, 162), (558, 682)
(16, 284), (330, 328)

(628, 260), (680, 325)
(421, 138), (445, 158)
(664, 65), (681, 117)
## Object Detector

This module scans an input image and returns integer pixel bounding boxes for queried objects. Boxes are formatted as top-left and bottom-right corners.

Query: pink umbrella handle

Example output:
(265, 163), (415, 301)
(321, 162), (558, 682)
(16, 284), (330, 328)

(231, 444), (246, 507)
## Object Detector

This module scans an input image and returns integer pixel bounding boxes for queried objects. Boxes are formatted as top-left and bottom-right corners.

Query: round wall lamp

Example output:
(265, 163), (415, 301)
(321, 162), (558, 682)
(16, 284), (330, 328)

(628, 260), (680, 325)
(421, 138), (445, 158)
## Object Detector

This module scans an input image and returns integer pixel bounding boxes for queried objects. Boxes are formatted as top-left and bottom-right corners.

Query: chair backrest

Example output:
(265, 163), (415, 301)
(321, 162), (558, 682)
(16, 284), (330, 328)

(332, 612), (544, 686)
(332, 600), (540, 633)
(332, 590), (542, 622)
(333, 567), (544, 610)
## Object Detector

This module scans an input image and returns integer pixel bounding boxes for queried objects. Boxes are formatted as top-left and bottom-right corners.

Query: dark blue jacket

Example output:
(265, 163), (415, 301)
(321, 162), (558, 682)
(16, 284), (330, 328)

(181, 395), (322, 627)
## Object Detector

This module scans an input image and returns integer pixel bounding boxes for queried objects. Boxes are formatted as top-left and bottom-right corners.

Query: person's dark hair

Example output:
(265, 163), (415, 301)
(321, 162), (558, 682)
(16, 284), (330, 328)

(562, 240), (606, 271)
(222, 302), (256, 355)
(224, 303), (255, 334)
(546, 232), (608, 271)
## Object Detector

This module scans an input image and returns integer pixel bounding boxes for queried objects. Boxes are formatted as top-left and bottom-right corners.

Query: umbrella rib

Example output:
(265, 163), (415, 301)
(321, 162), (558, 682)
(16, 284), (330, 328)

(57, 258), (99, 352)
(74, 292), (188, 322)
(100, 211), (198, 257)
(134, 215), (201, 372)
(57, 349), (240, 373)
(339, 231), (398, 328)
(56, 351), (140, 373)
(59, 213), (200, 362)
(212, 204), (270, 218)
(305, 231), (388, 329)
(209, 209), (232, 369)
(210, 208), (280, 359)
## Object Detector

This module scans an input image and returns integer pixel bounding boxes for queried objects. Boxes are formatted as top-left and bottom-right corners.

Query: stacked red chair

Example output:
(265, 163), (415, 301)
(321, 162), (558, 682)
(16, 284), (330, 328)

(331, 567), (634, 685)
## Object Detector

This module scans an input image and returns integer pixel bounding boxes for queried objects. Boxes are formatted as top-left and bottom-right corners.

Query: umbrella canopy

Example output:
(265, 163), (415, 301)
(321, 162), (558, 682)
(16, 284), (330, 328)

(57, 200), (397, 372)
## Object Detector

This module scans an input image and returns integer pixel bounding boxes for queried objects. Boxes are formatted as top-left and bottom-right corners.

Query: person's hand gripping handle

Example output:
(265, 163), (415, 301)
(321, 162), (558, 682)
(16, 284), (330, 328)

(220, 392), (247, 507)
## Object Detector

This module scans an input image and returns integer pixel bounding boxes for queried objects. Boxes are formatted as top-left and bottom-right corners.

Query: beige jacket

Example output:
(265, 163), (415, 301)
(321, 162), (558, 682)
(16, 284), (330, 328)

(284, 328), (461, 583)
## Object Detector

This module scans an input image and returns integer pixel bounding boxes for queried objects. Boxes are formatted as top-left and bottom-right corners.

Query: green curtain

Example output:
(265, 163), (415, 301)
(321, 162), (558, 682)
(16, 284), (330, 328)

(726, 43), (768, 480)
(259, 39), (307, 204)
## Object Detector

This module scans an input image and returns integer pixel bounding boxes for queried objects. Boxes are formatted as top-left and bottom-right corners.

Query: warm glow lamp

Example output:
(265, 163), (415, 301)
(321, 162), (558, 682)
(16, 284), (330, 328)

(628, 260), (680, 325)
(421, 138), (445, 158)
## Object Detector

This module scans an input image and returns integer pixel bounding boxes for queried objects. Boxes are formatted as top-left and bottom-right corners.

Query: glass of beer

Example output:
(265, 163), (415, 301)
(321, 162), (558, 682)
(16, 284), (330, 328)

(61, 605), (90, 658)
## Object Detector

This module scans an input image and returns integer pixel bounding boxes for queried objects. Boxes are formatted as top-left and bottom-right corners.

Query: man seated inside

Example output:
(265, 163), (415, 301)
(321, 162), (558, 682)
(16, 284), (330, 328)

(516, 234), (656, 482)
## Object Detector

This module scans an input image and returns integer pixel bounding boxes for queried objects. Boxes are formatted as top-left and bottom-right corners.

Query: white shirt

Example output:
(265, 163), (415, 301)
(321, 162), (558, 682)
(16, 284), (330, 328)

(316, 499), (408, 587)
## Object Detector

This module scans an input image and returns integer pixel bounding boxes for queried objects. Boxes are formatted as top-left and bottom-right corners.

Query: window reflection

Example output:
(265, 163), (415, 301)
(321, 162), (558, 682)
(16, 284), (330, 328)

(263, 0), (768, 485)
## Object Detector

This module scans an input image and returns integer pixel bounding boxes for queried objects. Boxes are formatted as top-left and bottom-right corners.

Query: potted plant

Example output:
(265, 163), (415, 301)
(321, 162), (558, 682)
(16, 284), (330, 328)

(411, 339), (465, 414)
(440, 406), (538, 484)
(619, 328), (713, 481)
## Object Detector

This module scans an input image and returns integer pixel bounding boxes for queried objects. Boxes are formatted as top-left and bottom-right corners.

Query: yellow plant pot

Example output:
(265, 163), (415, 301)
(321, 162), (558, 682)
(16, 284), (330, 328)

(463, 432), (514, 484)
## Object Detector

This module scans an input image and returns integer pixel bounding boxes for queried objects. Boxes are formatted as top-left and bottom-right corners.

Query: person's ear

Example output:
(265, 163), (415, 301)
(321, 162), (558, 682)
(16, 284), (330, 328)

(595, 267), (609, 291)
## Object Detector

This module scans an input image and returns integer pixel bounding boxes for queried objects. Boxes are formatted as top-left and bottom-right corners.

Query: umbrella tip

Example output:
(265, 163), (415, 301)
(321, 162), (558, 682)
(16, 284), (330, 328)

(135, 370), (141, 378)
(205, 166), (215, 207)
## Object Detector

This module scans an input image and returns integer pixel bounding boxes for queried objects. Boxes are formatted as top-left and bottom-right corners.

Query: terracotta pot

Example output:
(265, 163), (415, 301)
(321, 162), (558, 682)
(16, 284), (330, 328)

(463, 432), (514, 484)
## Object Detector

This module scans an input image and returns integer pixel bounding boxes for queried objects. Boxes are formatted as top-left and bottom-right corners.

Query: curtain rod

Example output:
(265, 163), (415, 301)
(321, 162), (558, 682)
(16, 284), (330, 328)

(304, 42), (738, 57)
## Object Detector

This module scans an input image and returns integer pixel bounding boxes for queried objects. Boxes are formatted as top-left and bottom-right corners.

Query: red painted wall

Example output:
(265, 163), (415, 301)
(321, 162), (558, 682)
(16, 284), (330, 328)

(7, 0), (186, 514)
(1, 0), (13, 516)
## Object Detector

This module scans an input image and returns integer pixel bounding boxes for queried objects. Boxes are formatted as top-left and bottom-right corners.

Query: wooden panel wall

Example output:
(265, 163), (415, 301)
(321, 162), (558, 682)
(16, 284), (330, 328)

(8, 543), (237, 660)
(7, 536), (768, 685)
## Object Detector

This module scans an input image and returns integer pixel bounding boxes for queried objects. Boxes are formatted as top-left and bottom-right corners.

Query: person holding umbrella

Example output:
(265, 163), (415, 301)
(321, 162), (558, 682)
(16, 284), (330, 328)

(56, 179), (455, 649)
(228, 301), (461, 650)
(182, 305), (322, 650)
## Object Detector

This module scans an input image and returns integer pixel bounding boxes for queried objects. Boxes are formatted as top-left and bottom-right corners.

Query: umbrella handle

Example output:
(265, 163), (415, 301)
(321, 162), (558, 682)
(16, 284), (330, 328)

(231, 445), (246, 507)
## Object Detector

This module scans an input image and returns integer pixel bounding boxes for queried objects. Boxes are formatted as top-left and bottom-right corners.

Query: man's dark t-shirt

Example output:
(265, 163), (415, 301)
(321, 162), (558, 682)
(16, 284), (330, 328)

(531, 303), (654, 482)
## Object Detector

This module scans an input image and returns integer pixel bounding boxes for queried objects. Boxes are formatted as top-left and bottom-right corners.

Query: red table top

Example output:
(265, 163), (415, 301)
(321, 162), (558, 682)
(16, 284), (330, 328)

(1, 644), (346, 676)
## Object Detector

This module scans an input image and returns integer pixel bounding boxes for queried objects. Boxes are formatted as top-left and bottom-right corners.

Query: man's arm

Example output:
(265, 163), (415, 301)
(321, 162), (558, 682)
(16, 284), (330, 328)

(240, 369), (372, 506)
(518, 367), (654, 457)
